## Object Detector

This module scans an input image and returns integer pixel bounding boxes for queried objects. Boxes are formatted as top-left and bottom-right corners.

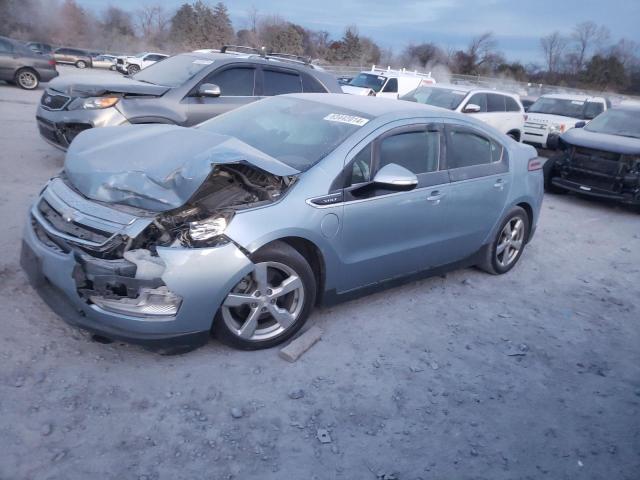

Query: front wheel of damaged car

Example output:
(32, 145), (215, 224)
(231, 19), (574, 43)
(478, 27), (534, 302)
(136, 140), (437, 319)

(215, 241), (317, 350)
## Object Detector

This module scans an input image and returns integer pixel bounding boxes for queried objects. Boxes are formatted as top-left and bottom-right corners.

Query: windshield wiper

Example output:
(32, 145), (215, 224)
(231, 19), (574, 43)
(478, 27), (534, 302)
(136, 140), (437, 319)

(134, 79), (157, 85)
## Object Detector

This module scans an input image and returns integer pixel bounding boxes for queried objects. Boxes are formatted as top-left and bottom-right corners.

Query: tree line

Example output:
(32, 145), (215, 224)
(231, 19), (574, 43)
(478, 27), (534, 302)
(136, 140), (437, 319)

(1, 0), (638, 94)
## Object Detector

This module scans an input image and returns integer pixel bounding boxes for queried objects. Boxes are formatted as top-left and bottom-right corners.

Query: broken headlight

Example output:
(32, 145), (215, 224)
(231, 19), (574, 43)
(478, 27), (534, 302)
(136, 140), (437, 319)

(188, 212), (233, 242)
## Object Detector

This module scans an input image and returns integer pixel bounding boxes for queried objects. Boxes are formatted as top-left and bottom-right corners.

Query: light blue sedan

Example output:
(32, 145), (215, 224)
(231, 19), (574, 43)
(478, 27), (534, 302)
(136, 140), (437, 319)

(21, 94), (544, 352)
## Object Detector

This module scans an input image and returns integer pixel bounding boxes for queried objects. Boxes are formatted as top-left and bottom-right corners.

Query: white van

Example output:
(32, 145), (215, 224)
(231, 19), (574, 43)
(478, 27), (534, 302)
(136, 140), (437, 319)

(342, 66), (436, 99)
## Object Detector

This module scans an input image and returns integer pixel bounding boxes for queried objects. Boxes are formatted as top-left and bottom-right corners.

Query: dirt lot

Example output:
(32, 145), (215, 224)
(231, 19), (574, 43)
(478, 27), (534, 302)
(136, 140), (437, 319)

(1, 67), (639, 480)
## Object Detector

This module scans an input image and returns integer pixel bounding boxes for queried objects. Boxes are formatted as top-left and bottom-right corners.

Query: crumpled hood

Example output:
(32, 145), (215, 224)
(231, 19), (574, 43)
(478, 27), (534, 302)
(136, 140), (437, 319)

(561, 128), (640, 155)
(47, 74), (170, 97)
(65, 124), (299, 212)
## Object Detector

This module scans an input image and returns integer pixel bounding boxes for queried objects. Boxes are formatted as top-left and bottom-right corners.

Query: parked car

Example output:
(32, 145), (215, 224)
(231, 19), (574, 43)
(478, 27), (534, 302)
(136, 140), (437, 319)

(115, 52), (168, 75)
(342, 66), (436, 98)
(522, 93), (610, 149)
(36, 51), (342, 150)
(92, 54), (117, 70)
(22, 94), (543, 352)
(543, 105), (640, 207)
(52, 47), (93, 68)
(400, 84), (525, 141)
(26, 42), (54, 55)
(0, 36), (58, 90)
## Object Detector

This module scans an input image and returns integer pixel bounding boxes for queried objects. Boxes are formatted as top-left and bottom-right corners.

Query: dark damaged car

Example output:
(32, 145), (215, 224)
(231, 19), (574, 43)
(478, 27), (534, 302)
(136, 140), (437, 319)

(544, 104), (640, 207)
(35, 51), (342, 150)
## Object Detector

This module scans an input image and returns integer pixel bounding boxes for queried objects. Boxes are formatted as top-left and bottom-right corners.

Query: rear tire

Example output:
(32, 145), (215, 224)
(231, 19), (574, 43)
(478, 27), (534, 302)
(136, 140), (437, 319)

(127, 64), (140, 75)
(215, 241), (317, 350)
(75, 60), (87, 69)
(478, 206), (530, 275)
(15, 68), (39, 90)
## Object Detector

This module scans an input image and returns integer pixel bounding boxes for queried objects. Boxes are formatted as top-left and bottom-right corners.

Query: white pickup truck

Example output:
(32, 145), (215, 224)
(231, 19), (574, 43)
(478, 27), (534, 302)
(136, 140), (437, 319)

(342, 66), (436, 99)
(522, 93), (610, 148)
(116, 52), (169, 75)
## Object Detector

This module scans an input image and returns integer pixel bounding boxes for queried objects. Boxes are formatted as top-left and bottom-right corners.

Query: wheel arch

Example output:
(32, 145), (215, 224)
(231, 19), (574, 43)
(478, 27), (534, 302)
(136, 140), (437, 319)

(515, 201), (533, 242)
(507, 129), (521, 142)
(255, 236), (326, 305)
(14, 66), (40, 80)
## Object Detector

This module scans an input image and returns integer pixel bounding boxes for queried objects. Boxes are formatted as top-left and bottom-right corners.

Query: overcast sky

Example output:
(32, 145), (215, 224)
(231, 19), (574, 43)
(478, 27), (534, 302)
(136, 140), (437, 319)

(78, 0), (640, 64)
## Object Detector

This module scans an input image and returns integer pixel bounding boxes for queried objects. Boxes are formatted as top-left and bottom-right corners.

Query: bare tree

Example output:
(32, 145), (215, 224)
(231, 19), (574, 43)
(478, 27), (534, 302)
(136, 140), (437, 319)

(247, 5), (259, 33)
(571, 21), (610, 72)
(540, 31), (568, 75)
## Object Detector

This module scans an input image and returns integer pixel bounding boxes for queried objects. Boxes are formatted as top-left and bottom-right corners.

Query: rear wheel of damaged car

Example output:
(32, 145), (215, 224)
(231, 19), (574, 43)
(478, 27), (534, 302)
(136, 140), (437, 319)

(15, 68), (39, 90)
(478, 206), (530, 275)
(215, 241), (317, 350)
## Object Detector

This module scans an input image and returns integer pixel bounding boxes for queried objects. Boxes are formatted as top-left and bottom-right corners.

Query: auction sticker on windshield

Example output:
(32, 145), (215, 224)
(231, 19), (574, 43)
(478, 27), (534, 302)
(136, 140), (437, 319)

(324, 113), (370, 126)
(193, 59), (214, 65)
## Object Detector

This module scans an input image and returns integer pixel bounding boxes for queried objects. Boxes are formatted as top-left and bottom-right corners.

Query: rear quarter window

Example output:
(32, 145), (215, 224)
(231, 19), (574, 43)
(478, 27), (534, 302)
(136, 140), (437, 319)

(487, 94), (506, 112)
(301, 73), (328, 93)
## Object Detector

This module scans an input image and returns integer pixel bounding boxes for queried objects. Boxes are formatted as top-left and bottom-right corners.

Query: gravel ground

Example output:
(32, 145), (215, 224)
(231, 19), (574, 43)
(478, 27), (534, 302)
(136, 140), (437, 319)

(1, 67), (639, 480)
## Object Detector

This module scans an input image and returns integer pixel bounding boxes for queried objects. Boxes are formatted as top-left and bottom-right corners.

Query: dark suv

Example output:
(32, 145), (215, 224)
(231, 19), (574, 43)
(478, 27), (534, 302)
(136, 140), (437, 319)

(52, 48), (93, 69)
(36, 49), (343, 150)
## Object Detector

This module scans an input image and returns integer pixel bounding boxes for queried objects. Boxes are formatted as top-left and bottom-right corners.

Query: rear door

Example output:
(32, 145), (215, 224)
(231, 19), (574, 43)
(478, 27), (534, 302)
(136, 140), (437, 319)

(258, 67), (303, 97)
(338, 121), (455, 292)
(444, 122), (510, 258)
(183, 64), (257, 125)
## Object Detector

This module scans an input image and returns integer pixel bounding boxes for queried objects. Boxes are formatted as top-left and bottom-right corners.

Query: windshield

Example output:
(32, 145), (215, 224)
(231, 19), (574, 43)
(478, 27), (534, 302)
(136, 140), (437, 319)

(584, 109), (640, 138)
(400, 86), (467, 110)
(132, 54), (211, 87)
(528, 97), (603, 119)
(198, 97), (370, 171)
(348, 73), (387, 92)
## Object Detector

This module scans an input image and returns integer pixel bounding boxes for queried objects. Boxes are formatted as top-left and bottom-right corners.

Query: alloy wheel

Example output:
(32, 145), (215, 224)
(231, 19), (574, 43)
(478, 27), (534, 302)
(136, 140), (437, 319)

(18, 71), (37, 89)
(496, 217), (525, 268)
(221, 261), (305, 342)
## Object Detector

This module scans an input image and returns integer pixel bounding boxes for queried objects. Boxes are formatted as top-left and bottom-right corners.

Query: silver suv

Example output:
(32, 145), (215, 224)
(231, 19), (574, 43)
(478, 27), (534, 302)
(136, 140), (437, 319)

(36, 50), (342, 150)
(22, 94), (543, 353)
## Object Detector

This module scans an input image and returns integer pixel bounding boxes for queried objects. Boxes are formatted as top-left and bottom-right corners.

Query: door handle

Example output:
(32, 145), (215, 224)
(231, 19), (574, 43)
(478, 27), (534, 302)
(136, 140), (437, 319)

(427, 190), (445, 204)
(493, 179), (506, 190)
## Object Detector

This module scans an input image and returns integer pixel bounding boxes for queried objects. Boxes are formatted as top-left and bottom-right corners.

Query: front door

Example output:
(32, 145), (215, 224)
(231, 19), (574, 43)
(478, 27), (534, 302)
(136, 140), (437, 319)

(182, 65), (258, 126)
(338, 122), (453, 292)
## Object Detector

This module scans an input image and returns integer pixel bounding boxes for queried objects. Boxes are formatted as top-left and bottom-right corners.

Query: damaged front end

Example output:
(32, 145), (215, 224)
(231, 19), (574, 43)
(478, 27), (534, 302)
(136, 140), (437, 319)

(24, 158), (295, 348)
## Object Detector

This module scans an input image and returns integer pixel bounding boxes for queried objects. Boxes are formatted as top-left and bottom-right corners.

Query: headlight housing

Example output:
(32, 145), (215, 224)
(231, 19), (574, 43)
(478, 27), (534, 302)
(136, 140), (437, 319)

(79, 96), (120, 110)
(549, 123), (566, 134)
(188, 212), (233, 242)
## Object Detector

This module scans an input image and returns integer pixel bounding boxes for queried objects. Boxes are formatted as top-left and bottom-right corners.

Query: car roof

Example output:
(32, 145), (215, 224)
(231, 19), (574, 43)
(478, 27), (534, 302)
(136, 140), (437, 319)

(613, 101), (640, 111)
(184, 51), (325, 71)
(418, 83), (519, 97)
(285, 93), (446, 118)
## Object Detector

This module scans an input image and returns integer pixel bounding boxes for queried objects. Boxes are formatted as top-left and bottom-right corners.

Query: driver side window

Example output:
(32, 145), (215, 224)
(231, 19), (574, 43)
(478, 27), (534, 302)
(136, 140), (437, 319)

(205, 67), (256, 96)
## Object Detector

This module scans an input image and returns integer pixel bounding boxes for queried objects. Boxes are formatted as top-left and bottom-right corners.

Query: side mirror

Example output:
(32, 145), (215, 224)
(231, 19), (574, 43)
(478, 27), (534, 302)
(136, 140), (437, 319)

(463, 103), (481, 113)
(372, 163), (418, 190)
(198, 83), (221, 98)
(574, 121), (586, 128)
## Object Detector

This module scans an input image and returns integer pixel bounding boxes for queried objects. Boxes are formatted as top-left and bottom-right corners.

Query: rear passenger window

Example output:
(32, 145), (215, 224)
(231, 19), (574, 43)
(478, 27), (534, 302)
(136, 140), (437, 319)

(263, 70), (302, 95)
(0, 40), (13, 54)
(302, 74), (327, 93)
(208, 68), (255, 96)
(487, 94), (506, 112)
(466, 93), (487, 112)
(382, 78), (398, 93)
(447, 129), (502, 168)
(378, 130), (439, 175)
(505, 96), (522, 112)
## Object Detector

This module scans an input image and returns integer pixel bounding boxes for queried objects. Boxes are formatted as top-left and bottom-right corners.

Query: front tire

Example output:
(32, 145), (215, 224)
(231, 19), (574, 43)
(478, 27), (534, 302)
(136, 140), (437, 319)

(127, 64), (140, 75)
(215, 241), (317, 350)
(478, 206), (530, 275)
(75, 60), (87, 69)
(15, 68), (39, 90)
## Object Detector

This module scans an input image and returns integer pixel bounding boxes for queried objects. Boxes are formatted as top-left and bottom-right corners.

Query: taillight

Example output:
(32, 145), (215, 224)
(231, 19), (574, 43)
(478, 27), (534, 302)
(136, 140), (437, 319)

(48, 59), (55, 66)
(528, 157), (543, 171)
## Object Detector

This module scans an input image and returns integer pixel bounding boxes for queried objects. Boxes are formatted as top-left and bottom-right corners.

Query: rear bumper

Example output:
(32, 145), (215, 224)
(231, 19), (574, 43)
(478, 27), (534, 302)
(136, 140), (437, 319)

(21, 212), (254, 353)
(38, 69), (59, 83)
(551, 178), (640, 205)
